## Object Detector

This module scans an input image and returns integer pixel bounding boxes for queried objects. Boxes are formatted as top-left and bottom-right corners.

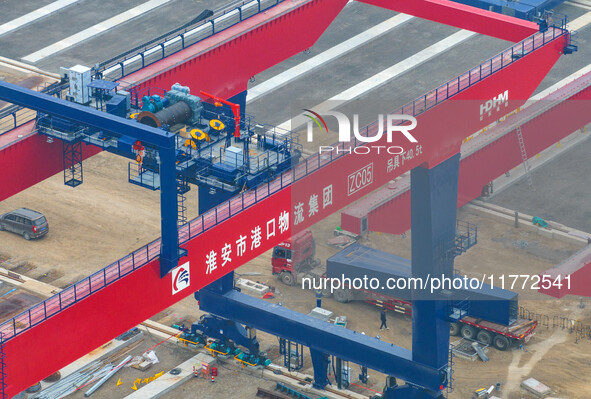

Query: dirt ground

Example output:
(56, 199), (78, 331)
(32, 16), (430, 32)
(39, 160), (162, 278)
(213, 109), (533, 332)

(0, 280), (43, 323)
(0, 151), (199, 288)
(2, 147), (591, 398)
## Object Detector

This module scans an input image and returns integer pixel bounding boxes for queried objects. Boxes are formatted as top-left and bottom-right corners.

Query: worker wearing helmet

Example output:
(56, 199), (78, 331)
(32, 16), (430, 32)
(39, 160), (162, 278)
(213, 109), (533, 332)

(316, 289), (322, 308)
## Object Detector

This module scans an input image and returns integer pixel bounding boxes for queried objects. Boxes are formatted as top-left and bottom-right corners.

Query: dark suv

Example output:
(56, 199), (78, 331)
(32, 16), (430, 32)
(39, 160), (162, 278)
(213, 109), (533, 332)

(0, 208), (49, 240)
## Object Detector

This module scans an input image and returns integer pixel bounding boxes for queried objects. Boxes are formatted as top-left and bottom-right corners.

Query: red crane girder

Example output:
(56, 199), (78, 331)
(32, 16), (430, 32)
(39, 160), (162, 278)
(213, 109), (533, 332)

(357, 0), (539, 42)
(121, 0), (349, 100)
(341, 72), (591, 235)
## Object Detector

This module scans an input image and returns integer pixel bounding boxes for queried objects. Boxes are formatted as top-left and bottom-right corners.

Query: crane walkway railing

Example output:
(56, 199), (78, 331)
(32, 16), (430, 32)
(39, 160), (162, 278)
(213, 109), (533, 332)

(0, 0), (288, 136)
(0, 26), (568, 343)
(99, 0), (289, 81)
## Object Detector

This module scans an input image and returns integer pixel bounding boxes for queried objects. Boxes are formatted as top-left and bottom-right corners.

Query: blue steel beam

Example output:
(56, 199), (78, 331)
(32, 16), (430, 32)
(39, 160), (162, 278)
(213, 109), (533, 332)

(197, 288), (446, 391)
(0, 81), (179, 276)
(0, 82), (174, 148)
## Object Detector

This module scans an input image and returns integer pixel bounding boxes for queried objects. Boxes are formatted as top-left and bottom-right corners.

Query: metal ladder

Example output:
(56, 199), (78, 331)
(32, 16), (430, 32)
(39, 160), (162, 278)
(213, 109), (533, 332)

(515, 125), (534, 189)
(446, 344), (455, 396)
(62, 141), (84, 187)
(279, 338), (304, 372)
(177, 177), (190, 227)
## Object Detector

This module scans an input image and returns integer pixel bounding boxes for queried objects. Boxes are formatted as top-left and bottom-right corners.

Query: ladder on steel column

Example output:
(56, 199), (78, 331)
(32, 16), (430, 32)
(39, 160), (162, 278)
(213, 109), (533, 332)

(516, 125), (534, 189)
(177, 176), (190, 227)
(445, 344), (455, 396)
(63, 141), (83, 187)
(0, 333), (6, 399)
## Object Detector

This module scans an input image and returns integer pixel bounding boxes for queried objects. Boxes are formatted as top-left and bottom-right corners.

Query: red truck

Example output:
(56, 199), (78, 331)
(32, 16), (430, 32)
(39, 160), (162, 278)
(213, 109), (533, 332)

(272, 230), (537, 351)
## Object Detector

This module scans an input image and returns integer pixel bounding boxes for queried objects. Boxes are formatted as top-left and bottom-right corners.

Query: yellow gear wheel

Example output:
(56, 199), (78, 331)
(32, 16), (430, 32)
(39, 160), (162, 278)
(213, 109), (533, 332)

(209, 119), (225, 131)
(184, 139), (197, 150)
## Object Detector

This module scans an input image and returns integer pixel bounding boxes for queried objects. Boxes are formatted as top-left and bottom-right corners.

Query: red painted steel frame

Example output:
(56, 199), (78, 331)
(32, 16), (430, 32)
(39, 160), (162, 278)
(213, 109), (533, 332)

(342, 92), (591, 235)
(0, 123), (101, 202)
(3, 188), (291, 396)
(357, 0), (539, 42)
(1, 34), (565, 396)
(288, 35), (565, 234)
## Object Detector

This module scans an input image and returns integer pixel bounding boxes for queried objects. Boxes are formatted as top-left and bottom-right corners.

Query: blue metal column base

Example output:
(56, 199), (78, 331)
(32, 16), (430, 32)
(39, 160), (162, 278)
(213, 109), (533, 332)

(199, 271), (235, 296)
(410, 154), (461, 382)
(310, 349), (329, 389)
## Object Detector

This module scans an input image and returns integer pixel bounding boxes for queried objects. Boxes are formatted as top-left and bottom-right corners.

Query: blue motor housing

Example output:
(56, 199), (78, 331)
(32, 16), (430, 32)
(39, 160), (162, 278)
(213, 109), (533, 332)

(141, 94), (169, 112)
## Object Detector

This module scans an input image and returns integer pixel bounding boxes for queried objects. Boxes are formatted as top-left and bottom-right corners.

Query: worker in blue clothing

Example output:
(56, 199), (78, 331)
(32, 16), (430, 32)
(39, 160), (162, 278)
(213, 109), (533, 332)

(379, 308), (389, 330)
(316, 289), (322, 308)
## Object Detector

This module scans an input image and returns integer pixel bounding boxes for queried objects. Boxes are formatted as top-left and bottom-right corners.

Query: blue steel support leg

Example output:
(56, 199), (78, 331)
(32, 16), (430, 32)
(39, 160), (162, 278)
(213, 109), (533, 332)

(384, 155), (461, 399)
(408, 154), (461, 398)
(310, 349), (330, 389)
(159, 145), (180, 277)
(201, 272), (234, 295)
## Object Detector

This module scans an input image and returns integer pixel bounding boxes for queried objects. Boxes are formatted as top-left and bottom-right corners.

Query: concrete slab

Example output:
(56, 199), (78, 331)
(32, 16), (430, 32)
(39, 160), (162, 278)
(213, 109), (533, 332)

(521, 378), (552, 397)
(247, 14), (414, 102)
(124, 353), (206, 398)
(40, 332), (144, 391)
(0, 0), (82, 36)
(22, 0), (172, 63)
(0, 266), (61, 298)
(276, 30), (476, 131)
(236, 278), (269, 296)
(309, 307), (333, 321)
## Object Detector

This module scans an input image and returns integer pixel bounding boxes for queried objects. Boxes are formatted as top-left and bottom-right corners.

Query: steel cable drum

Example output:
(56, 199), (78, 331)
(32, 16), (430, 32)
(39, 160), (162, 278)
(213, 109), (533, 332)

(137, 101), (192, 128)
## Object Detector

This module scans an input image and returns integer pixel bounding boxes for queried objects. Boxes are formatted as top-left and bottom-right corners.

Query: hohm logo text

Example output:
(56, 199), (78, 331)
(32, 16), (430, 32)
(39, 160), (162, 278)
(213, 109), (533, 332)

(480, 90), (508, 120)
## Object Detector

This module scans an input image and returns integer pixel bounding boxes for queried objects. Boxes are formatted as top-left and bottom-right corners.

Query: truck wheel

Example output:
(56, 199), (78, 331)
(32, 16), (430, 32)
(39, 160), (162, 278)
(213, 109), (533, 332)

(450, 322), (461, 336)
(476, 330), (493, 345)
(461, 325), (476, 340)
(321, 288), (332, 298)
(23, 232), (31, 240)
(333, 289), (350, 303)
(280, 272), (294, 286)
(493, 335), (510, 351)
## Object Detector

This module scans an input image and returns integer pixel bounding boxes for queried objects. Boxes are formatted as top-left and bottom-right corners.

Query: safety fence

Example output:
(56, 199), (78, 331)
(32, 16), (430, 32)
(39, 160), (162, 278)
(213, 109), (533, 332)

(519, 306), (591, 343)
(0, 28), (569, 343)
(0, 332), (5, 398)
(99, 0), (288, 81)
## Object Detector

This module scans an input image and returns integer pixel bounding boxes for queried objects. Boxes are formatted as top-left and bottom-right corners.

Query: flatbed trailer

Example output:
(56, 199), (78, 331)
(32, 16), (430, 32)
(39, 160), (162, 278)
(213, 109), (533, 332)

(344, 285), (536, 350)
(272, 232), (537, 350)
